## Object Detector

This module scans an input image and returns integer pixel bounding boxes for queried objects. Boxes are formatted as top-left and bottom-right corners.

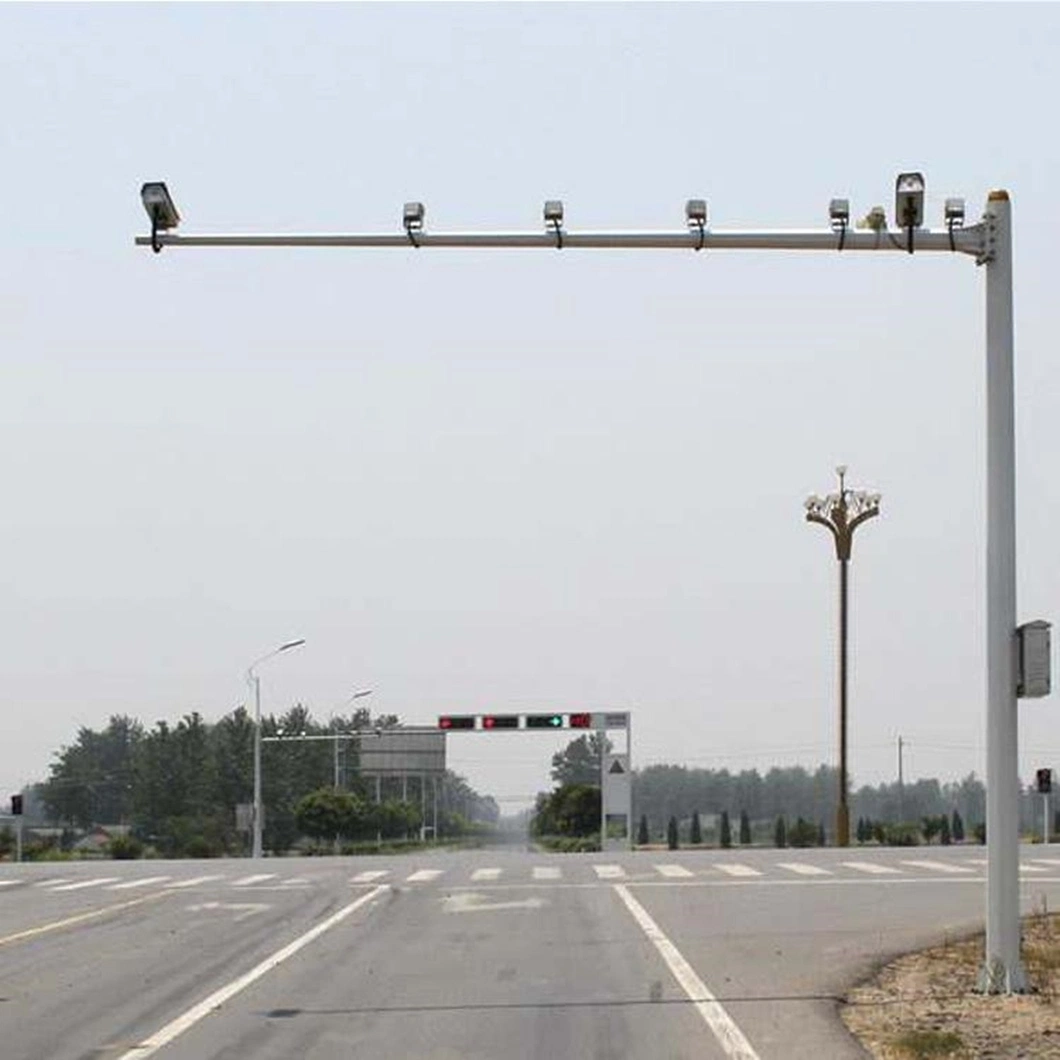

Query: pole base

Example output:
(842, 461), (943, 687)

(977, 956), (1028, 994)
(836, 804), (850, 847)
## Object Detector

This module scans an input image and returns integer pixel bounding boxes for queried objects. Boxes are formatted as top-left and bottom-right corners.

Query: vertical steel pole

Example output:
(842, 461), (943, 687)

(979, 190), (1025, 993)
(838, 557), (850, 847)
(1044, 792), (1050, 846)
(252, 674), (263, 859)
(898, 735), (905, 822)
(333, 736), (340, 789)
(15, 816), (22, 863)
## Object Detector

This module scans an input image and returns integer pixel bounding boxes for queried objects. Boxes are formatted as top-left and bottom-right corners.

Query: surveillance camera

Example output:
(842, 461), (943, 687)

(895, 172), (925, 229)
(685, 199), (707, 226)
(403, 201), (425, 230)
(543, 200), (564, 225)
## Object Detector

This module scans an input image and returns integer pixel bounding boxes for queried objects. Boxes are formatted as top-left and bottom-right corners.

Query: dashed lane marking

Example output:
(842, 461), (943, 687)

(841, 861), (902, 875)
(532, 867), (561, 880)
(593, 864), (626, 879)
(405, 869), (444, 883)
(163, 875), (225, 889)
(231, 873), (278, 887)
(654, 864), (694, 878)
(50, 877), (120, 892)
(777, 862), (831, 877)
(900, 860), (974, 875)
(107, 876), (172, 891)
(715, 863), (763, 878)
(471, 868), (502, 881)
(351, 870), (390, 884)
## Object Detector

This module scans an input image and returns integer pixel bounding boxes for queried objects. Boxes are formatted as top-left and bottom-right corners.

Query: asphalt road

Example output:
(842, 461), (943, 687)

(2, 845), (1060, 1059)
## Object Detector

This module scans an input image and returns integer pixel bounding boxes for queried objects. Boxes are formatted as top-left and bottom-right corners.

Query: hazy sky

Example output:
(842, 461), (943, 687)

(2, 3), (1059, 811)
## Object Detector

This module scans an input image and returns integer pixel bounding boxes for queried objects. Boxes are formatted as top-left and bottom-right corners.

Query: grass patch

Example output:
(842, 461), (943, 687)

(891, 1029), (964, 1057)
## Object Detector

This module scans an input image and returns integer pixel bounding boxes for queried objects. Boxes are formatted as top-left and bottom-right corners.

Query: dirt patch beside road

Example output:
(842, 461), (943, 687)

(841, 910), (1060, 1058)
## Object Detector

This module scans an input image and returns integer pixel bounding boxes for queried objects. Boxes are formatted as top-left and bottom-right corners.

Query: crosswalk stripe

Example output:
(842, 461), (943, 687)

(841, 861), (902, 875)
(50, 877), (120, 892)
(1020, 864), (1048, 873)
(0, 880), (22, 889)
(593, 864), (626, 879)
(34, 878), (71, 888)
(654, 864), (694, 878)
(406, 869), (444, 882)
(532, 866), (561, 880)
(107, 876), (171, 891)
(900, 860), (974, 875)
(164, 875), (224, 889)
(1030, 858), (1060, 868)
(231, 873), (278, 887)
(715, 863), (763, 878)
(471, 868), (502, 881)
(777, 862), (831, 877)
(351, 870), (389, 883)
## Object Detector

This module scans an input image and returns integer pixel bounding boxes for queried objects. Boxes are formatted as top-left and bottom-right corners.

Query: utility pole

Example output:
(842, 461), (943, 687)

(897, 735), (905, 822)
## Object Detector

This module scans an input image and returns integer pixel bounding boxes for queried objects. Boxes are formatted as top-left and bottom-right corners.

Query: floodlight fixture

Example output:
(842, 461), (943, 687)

(140, 181), (180, 253)
(686, 198), (707, 250)
(403, 201), (425, 247)
(543, 199), (564, 248)
(895, 171), (925, 253)
(829, 198), (850, 250)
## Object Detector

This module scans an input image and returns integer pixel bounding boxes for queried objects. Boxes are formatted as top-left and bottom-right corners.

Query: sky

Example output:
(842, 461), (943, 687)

(2, 2), (1060, 812)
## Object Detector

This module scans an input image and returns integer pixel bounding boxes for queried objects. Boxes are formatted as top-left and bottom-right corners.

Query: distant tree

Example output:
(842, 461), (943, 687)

(719, 810), (732, 849)
(856, 817), (866, 843)
(951, 809), (965, 842)
(739, 809), (751, 845)
(973, 821), (986, 845)
(921, 815), (943, 844)
(550, 733), (609, 787)
(789, 817), (817, 848)
(940, 814), (951, 845)
(774, 816), (787, 848)
(690, 811), (702, 845)
(817, 821), (826, 846)
(532, 784), (601, 838)
(637, 814), (649, 845)
(667, 816), (679, 850)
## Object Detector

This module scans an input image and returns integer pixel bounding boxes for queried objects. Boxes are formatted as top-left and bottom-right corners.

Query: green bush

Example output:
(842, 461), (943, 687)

(108, 834), (143, 860)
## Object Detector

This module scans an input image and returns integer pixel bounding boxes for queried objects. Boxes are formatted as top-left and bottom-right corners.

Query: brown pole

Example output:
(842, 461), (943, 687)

(838, 556), (850, 846)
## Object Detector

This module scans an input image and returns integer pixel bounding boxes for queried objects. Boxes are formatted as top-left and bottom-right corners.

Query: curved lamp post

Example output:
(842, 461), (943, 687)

(805, 466), (881, 847)
(247, 638), (306, 858)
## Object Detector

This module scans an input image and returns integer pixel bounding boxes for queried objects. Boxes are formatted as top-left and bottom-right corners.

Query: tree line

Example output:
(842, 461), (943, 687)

(32, 708), (499, 856)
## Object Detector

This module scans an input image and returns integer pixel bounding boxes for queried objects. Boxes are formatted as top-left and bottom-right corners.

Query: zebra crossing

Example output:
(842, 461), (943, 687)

(5, 856), (1060, 900)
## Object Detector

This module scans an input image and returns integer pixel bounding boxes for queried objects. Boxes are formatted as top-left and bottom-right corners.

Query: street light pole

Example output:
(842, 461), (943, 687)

(247, 638), (306, 859)
(805, 467), (881, 848)
(332, 688), (373, 789)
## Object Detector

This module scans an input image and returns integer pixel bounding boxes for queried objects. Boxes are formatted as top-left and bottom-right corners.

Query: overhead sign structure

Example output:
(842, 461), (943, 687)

(438, 712), (595, 731)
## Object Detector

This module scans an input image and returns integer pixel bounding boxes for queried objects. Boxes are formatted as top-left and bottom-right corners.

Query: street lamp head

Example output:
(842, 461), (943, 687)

(278, 638), (306, 653)
(141, 182), (180, 230)
(835, 464), (848, 478)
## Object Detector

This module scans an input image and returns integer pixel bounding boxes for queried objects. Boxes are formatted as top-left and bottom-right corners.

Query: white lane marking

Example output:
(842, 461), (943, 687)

(186, 901), (270, 922)
(351, 870), (390, 884)
(231, 873), (277, 887)
(593, 864), (626, 879)
(443, 892), (545, 913)
(34, 878), (71, 888)
(50, 877), (120, 892)
(777, 862), (831, 877)
(900, 860), (974, 875)
(654, 864), (694, 878)
(405, 869), (443, 883)
(163, 875), (224, 889)
(532, 866), (561, 880)
(614, 884), (760, 1060)
(1020, 864), (1048, 873)
(1030, 858), (1060, 868)
(115, 885), (387, 1060)
(107, 876), (172, 891)
(471, 868), (502, 881)
(0, 880), (22, 889)
(841, 861), (902, 875)
(0, 893), (169, 948)
(715, 863), (762, 878)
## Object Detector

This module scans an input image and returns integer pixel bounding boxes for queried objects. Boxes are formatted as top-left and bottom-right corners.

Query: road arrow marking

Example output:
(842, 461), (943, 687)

(442, 892), (547, 914)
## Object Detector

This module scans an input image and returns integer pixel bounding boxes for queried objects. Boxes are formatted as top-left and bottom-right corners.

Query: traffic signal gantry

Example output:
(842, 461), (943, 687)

(438, 712), (596, 731)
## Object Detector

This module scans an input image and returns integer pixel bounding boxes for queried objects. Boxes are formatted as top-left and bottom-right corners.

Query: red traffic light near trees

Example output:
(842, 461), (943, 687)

(482, 714), (519, 730)
(438, 715), (476, 730)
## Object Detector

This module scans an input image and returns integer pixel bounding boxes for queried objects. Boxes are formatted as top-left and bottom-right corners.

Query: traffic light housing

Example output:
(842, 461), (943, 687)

(1038, 768), (1052, 794)
(438, 715), (476, 730)
(10, 794), (23, 816)
(482, 714), (519, 729)
(569, 713), (593, 729)
(525, 713), (563, 729)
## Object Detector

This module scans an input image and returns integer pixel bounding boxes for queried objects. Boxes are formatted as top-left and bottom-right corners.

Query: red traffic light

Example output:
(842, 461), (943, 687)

(438, 715), (476, 730)
(482, 714), (519, 730)
(569, 713), (593, 729)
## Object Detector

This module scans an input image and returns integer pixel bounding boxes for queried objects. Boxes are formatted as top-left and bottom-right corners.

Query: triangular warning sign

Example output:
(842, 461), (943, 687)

(608, 759), (625, 774)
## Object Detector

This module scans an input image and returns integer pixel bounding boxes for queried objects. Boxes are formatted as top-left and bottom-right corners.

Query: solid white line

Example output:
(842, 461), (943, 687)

(715, 864), (762, 878)
(163, 875), (224, 889)
(593, 864), (626, 879)
(107, 876), (171, 891)
(532, 867), (561, 880)
(841, 861), (901, 875)
(776, 862), (830, 877)
(471, 868), (502, 881)
(231, 873), (277, 886)
(50, 877), (120, 892)
(614, 884), (759, 1060)
(115, 885), (387, 1060)
(900, 860), (973, 875)
(351, 870), (389, 883)
(654, 864), (694, 878)
(405, 869), (443, 882)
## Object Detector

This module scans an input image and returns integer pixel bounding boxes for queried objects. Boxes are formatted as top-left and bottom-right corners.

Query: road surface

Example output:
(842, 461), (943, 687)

(2, 845), (1059, 1059)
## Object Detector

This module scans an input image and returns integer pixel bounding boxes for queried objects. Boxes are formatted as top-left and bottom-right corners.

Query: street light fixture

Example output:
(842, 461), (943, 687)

(134, 176), (1028, 992)
(805, 466), (881, 849)
(140, 182), (180, 254)
(331, 688), (374, 788)
(246, 637), (305, 858)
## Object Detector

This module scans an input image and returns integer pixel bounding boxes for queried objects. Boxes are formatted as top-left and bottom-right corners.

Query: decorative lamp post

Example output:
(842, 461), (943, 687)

(805, 466), (881, 847)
